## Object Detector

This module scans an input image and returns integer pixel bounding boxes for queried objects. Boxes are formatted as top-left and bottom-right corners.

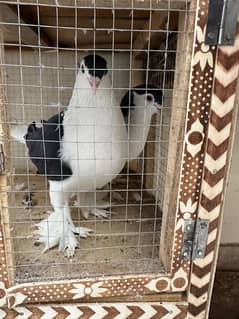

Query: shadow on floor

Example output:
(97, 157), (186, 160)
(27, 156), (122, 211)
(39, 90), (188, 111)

(210, 271), (239, 319)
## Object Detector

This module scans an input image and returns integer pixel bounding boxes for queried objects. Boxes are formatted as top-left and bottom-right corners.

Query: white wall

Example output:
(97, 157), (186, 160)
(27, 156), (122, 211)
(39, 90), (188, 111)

(221, 111), (239, 244)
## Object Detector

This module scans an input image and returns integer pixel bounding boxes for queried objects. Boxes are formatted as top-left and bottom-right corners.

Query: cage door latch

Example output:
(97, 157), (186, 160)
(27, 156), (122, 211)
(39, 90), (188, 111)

(181, 220), (209, 260)
(0, 143), (5, 174)
(205, 0), (239, 45)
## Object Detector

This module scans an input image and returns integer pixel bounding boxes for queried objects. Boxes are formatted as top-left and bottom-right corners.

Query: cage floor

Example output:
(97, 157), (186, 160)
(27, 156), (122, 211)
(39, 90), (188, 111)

(8, 174), (163, 283)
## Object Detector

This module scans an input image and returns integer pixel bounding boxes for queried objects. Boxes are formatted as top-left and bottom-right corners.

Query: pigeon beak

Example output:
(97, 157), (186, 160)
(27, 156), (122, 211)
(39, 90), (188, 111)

(88, 76), (101, 92)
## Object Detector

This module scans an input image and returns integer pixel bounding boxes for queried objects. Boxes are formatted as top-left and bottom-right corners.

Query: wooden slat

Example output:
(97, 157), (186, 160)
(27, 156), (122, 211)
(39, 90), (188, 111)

(133, 11), (169, 53)
(38, 16), (148, 30)
(159, 7), (196, 270)
(1, 3), (184, 48)
(42, 27), (135, 48)
(0, 4), (48, 46)
(18, 6), (149, 29)
(37, 7), (150, 19)
(1, 0), (189, 10)
(133, 11), (179, 55)
(0, 29), (15, 284)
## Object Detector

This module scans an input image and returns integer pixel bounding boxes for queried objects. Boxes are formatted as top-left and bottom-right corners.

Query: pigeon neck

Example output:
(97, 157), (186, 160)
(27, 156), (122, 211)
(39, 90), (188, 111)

(68, 73), (112, 109)
(127, 107), (153, 159)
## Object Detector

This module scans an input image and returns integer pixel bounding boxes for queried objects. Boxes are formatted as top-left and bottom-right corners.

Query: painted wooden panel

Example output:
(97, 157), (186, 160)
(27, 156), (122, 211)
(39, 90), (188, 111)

(0, 302), (188, 319)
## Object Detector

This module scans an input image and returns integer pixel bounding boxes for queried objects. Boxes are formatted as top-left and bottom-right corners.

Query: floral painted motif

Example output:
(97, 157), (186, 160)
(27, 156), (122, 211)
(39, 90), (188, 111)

(69, 282), (108, 299)
(180, 198), (197, 219)
(193, 26), (214, 71)
(175, 198), (198, 232)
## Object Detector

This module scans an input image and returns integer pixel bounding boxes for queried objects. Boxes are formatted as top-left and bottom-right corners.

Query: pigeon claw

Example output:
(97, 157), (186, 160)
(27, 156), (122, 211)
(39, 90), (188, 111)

(71, 226), (93, 237)
(91, 208), (113, 219)
(34, 211), (93, 257)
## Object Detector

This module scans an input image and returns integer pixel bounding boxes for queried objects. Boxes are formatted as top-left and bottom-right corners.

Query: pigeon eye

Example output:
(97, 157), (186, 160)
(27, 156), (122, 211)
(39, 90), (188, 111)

(81, 65), (85, 73)
(146, 94), (153, 102)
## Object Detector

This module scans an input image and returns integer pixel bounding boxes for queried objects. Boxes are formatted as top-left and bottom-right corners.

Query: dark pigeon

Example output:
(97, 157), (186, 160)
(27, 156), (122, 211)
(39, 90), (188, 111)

(25, 111), (72, 181)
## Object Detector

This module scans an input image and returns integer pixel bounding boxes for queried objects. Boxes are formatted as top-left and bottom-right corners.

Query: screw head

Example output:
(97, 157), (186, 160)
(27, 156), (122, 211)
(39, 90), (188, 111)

(197, 249), (203, 257)
(200, 222), (207, 229)
(183, 250), (189, 258)
(207, 32), (215, 40)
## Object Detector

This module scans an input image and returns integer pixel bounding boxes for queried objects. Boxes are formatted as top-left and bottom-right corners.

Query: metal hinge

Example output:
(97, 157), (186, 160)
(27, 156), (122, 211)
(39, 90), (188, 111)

(0, 143), (5, 174)
(205, 0), (239, 45)
(181, 220), (209, 260)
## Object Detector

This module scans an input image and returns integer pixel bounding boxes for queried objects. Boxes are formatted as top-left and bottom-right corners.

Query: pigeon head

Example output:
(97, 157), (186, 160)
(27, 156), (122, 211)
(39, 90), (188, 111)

(121, 84), (163, 120)
(79, 54), (108, 91)
(133, 84), (163, 114)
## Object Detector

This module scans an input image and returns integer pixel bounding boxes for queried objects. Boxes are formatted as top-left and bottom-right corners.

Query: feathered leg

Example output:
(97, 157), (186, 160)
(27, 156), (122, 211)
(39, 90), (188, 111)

(75, 191), (113, 219)
(35, 181), (92, 257)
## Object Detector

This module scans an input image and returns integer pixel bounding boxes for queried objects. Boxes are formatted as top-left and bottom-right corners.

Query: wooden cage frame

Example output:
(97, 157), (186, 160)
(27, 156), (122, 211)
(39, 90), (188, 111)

(0, 0), (238, 318)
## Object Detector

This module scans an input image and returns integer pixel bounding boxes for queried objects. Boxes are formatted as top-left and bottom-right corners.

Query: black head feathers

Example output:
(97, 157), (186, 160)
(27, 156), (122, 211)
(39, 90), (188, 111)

(133, 84), (163, 105)
(120, 84), (163, 120)
(82, 54), (108, 79)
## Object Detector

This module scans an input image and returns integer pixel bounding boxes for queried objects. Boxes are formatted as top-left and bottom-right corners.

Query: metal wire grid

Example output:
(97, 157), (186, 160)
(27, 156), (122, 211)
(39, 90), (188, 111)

(0, 0), (190, 283)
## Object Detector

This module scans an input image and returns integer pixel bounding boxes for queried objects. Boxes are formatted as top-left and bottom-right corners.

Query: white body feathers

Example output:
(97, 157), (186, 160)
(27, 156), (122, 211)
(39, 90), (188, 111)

(126, 92), (157, 159)
(57, 69), (128, 192)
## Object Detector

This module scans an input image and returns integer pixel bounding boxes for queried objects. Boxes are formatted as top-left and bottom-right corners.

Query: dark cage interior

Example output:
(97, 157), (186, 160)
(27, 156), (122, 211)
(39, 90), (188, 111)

(0, 1), (191, 283)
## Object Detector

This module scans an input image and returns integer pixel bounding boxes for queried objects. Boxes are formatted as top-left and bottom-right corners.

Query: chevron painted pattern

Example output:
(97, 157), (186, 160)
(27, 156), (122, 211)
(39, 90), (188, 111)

(0, 0), (205, 311)
(0, 2), (238, 318)
(171, 0), (217, 277)
(188, 22), (239, 319)
(0, 302), (187, 319)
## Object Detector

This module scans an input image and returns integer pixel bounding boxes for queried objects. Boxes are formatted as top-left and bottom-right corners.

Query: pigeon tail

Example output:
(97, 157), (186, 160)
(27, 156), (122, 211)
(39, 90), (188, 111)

(10, 124), (28, 144)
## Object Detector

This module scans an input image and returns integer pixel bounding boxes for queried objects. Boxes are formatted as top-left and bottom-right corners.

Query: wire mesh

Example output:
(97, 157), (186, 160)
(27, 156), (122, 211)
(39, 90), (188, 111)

(0, 0), (192, 283)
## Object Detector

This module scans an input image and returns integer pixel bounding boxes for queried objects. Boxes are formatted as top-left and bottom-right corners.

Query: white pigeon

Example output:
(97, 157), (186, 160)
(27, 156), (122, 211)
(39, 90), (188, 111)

(75, 84), (163, 212)
(120, 84), (163, 159)
(11, 54), (128, 257)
